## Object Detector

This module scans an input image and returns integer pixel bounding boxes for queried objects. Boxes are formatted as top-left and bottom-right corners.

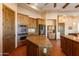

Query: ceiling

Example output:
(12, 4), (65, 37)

(18, 3), (79, 13)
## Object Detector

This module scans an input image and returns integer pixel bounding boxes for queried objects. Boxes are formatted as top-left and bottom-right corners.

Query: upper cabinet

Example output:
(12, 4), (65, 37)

(37, 18), (45, 25)
(28, 17), (36, 28)
(17, 13), (37, 28)
(17, 13), (29, 25)
(17, 13), (46, 28)
(23, 15), (29, 25)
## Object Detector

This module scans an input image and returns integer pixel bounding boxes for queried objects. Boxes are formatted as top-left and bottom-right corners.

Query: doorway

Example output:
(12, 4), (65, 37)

(58, 23), (65, 35)
(47, 19), (56, 39)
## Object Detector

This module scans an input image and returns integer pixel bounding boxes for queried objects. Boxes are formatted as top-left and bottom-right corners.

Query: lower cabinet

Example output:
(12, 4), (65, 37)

(26, 40), (39, 56)
(61, 36), (79, 56)
(26, 40), (51, 56)
(72, 42), (79, 56)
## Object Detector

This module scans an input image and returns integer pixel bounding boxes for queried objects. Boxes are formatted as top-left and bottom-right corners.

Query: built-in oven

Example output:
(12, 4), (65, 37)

(17, 24), (28, 40)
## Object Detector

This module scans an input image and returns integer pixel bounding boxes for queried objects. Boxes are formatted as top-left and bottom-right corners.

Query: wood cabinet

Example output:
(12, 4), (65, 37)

(17, 13), (29, 26)
(72, 41), (79, 56)
(37, 18), (45, 25)
(61, 36), (79, 56)
(26, 40), (39, 56)
(28, 17), (36, 28)
(3, 5), (15, 55)
(17, 13), (46, 28)
(17, 13), (37, 28)
(17, 13), (46, 35)
(23, 15), (29, 25)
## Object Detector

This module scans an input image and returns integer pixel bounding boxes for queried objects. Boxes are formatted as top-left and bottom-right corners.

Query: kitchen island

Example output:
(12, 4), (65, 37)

(61, 35), (79, 56)
(69, 33), (79, 36)
(26, 35), (52, 56)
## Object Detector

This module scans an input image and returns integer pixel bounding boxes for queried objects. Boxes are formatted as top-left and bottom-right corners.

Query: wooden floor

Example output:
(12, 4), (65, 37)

(8, 39), (65, 56)
(9, 46), (27, 56)
(49, 39), (65, 56)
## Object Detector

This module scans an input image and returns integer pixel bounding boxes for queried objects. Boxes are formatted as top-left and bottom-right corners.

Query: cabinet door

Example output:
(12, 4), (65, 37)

(18, 14), (22, 25)
(72, 42), (79, 56)
(32, 19), (36, 27)
(38, 19), (45, 25)
(66, 39), (72, 56)
(17, 13), (20, 24)
(28, 18), (32, 27)
(3, 5), (15, 54)
(24, 15), (28, 26)
(60, 36), (66, 52)
(21, 15), (24, 25)
(60, 37), (72, 56)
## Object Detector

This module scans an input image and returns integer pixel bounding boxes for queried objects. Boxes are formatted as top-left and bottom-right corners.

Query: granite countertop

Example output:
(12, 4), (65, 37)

(27, 35), (52, 48)
(62, 35), (79, 43)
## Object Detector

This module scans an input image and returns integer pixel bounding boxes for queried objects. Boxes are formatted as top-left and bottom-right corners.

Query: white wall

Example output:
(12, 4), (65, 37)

(46, 12), (58, 19)
(78, 23), (79, 32)
(17, 6), (41, 18)
(46, 19), (55, 25)
(0, 3), (2, 56)
(3, 3), (17, 12)
(65, 16), (79, 35)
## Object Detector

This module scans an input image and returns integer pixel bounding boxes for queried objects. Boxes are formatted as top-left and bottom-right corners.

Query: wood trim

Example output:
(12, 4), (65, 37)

(17, 13), (29, 17)
(62, 3), (70, 9)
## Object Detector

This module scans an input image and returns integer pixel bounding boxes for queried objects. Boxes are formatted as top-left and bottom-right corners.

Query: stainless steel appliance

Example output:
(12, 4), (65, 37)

(39, 24), (46, 35)
(17, 24), (28, 40)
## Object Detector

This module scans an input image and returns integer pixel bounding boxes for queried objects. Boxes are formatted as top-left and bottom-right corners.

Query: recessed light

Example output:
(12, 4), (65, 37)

(73, 22), (76, 26)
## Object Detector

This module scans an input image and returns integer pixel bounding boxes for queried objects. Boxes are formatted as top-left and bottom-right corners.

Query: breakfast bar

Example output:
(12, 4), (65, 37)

(26, 35), (52, 56)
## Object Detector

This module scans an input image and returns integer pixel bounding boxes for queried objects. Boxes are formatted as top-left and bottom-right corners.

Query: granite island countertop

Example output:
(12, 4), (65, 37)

(61, 35), (79, 43)
(27, 35), (52, 48)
